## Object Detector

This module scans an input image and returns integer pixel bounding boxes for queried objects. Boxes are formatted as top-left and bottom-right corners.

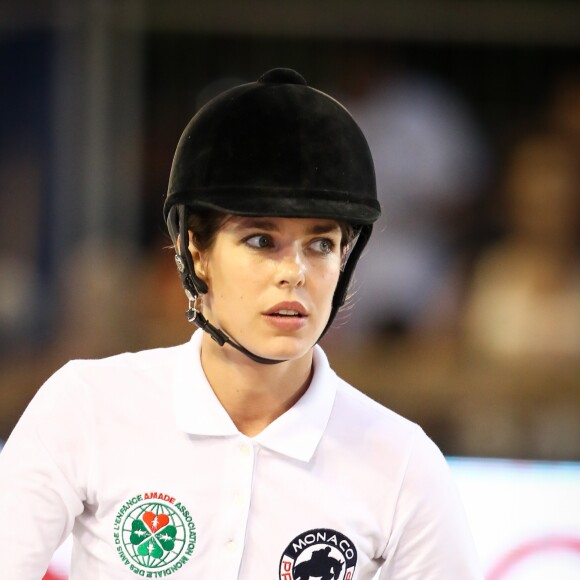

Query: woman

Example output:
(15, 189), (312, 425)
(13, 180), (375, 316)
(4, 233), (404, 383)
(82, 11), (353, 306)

(0, 68), (482, 578)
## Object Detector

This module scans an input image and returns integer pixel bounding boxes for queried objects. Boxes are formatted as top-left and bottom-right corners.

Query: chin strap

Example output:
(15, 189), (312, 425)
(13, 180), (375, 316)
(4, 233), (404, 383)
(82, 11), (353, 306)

(183, 293), (284, 365)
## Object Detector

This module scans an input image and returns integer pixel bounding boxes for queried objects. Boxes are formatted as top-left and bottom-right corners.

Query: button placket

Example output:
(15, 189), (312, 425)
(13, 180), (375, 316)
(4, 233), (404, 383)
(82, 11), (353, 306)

(222, 439), (256, 573)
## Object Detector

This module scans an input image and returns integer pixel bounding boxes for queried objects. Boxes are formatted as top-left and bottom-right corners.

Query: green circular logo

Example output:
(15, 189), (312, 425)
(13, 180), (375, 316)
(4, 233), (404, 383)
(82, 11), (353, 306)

(115, 494), (196, 574)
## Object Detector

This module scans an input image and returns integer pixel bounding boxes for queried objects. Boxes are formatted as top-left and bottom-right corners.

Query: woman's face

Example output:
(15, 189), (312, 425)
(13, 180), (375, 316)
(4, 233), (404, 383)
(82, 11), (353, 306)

(191, 216), (344, 361)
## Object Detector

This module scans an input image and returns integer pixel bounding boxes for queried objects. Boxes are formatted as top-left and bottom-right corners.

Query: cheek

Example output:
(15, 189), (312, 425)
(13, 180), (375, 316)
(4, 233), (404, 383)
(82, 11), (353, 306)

(314, 261), (342, 293)
(205, 257), (255, 311)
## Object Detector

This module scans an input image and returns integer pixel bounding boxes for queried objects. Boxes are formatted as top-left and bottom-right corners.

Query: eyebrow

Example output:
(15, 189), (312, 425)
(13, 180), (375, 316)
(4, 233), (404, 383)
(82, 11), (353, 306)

(235, 218), (341, 235)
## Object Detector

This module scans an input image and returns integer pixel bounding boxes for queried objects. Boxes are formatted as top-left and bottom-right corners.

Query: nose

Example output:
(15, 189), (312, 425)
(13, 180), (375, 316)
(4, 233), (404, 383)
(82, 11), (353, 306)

(276, 248), (306, 288)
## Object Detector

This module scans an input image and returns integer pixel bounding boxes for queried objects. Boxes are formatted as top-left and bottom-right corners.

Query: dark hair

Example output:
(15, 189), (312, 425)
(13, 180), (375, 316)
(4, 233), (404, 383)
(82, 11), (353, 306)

(187, 210), (229, 251)
(187, 210), (356, 251)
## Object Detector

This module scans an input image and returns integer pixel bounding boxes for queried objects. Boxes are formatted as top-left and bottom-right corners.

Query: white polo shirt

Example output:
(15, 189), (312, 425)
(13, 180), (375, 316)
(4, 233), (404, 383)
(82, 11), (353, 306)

(0, 330), (482, 579)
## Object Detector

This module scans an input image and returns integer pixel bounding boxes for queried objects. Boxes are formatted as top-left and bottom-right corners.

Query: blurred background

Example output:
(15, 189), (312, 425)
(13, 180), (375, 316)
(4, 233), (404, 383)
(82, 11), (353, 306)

(1, 0), (579, 577)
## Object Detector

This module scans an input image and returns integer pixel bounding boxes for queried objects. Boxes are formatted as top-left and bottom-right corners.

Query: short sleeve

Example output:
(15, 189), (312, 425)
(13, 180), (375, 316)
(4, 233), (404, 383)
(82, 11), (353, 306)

(379, 429), (483, 579)
(0, 362), (93, 578)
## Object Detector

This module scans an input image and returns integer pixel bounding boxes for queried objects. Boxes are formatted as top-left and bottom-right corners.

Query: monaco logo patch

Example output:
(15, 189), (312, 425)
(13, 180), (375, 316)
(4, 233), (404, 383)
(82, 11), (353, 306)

(113, 491), (196, 577)
(279, 528), (358, 580)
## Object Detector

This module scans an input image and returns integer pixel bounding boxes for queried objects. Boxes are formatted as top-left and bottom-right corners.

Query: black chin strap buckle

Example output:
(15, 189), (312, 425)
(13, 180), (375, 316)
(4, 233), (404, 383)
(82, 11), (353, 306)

(194, 313), (228, 347)
(184, 298), (227, 347)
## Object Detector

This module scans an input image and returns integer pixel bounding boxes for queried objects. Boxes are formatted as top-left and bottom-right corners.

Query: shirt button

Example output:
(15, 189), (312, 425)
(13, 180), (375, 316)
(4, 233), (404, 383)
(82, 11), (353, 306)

(226, 539), (237, 552)
(240, 443), (252, 457)
(232, 491), (243, 506)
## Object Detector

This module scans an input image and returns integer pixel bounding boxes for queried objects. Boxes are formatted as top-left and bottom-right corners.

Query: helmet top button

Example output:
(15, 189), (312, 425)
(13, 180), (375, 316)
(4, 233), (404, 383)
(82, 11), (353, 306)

(258, 68), (307, 86)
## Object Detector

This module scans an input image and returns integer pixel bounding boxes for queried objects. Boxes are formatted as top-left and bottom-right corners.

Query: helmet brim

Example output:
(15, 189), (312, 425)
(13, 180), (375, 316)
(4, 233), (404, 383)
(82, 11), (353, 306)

(165, 187), (380, 225)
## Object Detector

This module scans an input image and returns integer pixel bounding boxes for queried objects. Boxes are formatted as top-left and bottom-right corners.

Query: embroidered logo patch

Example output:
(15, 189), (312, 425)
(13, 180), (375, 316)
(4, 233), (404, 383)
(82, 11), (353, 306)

(279, 528), (358, 580)
(113, 492), (196, 577)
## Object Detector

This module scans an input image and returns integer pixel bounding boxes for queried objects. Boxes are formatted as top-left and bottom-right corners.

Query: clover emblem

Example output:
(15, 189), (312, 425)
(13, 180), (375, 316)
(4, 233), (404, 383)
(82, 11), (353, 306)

(130, 511), (177, 559)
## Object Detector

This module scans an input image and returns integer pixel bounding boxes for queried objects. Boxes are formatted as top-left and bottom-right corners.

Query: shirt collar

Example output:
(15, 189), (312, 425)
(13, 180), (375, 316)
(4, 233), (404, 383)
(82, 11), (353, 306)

(173, 329), (337, 463)
(173, 330), (239, 437)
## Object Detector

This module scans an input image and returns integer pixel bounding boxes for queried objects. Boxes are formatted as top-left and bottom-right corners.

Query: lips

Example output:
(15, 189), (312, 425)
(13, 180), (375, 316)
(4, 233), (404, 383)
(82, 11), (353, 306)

(264, 301), (308, 317)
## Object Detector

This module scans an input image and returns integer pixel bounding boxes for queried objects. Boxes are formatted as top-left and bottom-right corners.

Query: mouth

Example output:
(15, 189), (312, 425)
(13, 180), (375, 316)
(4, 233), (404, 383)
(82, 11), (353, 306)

(269, 310), (305, 318)
(264, 302), (308, 318)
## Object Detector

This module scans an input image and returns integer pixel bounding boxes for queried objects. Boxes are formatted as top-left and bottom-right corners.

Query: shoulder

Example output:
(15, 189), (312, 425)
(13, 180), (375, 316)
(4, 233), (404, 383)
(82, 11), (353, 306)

(314, 345), (422, 449)
(35, 341), (190, 408)
(65, 341), (184, 379)
(323, 372), (459, 521)
(326, 358), (456, 482)
(333, 374), (420, 441)
(14, 341), (194, 455)
(66, 341), (184, 374)
(322, 369), (439, 486)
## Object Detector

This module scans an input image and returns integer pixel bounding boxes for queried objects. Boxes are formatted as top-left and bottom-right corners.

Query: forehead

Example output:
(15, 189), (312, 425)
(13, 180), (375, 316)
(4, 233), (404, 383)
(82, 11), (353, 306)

(223, 216), (342, 235)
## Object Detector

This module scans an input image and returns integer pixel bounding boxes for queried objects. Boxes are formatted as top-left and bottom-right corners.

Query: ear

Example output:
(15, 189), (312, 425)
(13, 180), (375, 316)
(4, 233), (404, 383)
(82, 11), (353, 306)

(187, 231), (209, 283)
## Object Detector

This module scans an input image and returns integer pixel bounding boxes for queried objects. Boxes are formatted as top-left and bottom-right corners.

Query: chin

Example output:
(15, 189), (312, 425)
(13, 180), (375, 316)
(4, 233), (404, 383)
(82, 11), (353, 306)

(250, 334), (317, 362)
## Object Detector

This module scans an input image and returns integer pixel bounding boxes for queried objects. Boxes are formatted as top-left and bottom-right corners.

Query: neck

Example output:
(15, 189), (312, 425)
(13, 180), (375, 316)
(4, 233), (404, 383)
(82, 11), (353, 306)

(200, 334), (314, 437)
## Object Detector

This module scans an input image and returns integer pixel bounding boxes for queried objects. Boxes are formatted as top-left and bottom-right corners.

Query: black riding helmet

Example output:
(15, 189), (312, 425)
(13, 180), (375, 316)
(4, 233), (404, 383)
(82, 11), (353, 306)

(164, 68), (380, 363)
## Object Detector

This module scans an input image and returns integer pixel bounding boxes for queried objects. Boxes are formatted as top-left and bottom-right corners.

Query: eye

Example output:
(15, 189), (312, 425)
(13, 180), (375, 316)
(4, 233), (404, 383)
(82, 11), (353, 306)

(310, 238), (336, 255)
(245, 234), (273, 249)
